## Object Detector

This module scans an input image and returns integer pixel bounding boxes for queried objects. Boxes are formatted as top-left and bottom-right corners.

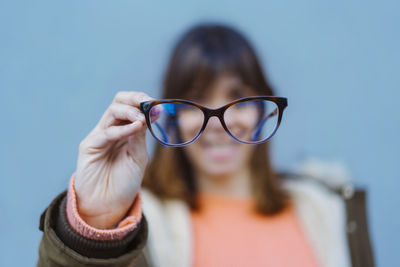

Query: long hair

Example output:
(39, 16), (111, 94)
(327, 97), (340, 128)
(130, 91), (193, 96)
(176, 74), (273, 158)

(142, 23), (289, 214)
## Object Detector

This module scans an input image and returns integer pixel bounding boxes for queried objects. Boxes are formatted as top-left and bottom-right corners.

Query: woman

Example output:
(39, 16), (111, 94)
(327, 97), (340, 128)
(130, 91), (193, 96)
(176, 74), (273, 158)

(37, 24), (374, 267)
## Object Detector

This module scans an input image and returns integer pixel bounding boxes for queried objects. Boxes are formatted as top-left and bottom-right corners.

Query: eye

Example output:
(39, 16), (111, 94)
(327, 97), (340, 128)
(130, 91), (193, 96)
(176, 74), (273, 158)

(234, 102), (244, 108)
(233, 101), (254, 109)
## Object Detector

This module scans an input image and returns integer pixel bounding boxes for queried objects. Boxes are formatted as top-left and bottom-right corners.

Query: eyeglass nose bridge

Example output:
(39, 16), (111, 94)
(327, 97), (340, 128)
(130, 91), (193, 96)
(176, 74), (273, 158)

(201, 107), (230, 131)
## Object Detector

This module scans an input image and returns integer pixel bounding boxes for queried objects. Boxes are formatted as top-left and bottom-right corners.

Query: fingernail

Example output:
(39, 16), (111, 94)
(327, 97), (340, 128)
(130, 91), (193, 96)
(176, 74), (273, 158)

(150, 106), (163, 116)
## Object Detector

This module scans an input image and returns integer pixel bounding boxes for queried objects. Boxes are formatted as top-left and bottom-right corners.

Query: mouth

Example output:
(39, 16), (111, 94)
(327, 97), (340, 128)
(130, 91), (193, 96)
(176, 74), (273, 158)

(201, 141), (239, 161)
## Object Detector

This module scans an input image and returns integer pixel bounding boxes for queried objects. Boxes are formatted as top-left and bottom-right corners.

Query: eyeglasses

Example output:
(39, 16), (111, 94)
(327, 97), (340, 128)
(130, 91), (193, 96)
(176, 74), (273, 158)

(140, 96), (287, 147)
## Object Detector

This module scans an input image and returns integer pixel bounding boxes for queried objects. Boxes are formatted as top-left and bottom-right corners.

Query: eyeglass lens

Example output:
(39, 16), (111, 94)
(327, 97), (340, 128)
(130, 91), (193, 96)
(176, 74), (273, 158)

(148, 100), (279, 145)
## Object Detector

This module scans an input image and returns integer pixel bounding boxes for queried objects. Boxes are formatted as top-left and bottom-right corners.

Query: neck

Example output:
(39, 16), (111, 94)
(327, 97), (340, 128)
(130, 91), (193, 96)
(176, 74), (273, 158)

(196, 167), (252, 198)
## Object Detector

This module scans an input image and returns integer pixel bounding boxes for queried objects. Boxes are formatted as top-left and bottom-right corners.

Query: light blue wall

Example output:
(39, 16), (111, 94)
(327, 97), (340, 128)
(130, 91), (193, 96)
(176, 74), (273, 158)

(1, 0), (398, 266)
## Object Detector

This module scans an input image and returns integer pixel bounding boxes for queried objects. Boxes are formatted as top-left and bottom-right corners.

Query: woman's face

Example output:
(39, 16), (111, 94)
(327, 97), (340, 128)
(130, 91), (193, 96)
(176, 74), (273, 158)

(181, 74), (257, 178)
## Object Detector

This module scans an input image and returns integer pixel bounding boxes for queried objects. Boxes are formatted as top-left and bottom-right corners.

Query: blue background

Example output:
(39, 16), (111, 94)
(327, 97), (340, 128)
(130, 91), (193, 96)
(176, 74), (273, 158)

(0, 0), (398, 266)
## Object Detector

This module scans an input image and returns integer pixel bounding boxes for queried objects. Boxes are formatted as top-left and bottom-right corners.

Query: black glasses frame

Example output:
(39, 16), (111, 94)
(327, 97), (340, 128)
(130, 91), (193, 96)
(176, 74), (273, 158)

(140, 96), (288, 147)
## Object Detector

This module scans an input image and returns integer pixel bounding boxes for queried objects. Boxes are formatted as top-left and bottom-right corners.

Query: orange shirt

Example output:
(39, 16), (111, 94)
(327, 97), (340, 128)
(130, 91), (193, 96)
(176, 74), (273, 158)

(190, 193), (319, 267)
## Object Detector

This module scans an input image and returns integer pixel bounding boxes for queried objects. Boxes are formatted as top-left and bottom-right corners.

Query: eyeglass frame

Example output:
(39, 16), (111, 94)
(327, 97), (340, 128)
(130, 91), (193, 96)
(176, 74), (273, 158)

(140, 96), (288, 147)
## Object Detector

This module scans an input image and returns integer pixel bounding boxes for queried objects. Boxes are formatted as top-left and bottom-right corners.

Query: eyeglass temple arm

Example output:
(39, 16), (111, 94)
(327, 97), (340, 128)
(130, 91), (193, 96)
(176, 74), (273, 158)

(252, 108), (279, 141)
(153, 122), (169, 143)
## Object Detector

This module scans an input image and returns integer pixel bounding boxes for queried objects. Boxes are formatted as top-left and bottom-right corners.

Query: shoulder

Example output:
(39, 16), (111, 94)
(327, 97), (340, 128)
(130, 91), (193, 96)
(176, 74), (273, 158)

(281, 158), (353, 267)
(282, 158), (356, 209)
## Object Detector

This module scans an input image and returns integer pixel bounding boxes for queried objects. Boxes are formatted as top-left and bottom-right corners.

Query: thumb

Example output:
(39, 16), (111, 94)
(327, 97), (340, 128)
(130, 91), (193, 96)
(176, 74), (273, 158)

(127, 126), (148, 169)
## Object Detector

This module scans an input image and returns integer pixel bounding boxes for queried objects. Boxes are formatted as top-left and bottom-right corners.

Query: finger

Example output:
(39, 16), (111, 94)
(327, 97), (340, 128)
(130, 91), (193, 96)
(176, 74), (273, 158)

(81, 120), (145, 150)
(127, 126), (148, 168)
(84, 120), (146, 149)
(97, 103), (145, 130)
(103, 121), (145, 143)
(114, 91), (154, 108)
(150, 105), (164, 123)
(107, 103), (145, 128)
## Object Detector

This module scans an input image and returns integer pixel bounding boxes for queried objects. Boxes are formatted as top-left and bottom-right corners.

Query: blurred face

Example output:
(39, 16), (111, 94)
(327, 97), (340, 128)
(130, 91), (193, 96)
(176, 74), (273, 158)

(180, 74), (257, 178)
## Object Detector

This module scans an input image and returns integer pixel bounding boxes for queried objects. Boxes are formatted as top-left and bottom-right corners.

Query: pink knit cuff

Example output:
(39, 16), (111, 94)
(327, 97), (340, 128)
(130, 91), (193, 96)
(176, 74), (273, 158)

(66, 173), (142, 241)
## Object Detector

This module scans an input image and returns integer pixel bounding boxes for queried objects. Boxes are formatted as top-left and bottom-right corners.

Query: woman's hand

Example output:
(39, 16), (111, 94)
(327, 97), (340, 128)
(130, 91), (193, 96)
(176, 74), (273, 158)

(74, 91), (153, 229)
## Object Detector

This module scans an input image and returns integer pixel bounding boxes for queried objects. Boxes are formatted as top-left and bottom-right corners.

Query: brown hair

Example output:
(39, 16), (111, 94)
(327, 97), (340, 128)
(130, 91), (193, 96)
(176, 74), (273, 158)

(142, 23), (289, 215)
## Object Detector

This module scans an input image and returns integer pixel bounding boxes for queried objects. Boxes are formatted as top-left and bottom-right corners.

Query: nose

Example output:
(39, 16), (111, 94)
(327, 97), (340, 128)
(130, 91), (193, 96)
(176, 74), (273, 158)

(204, 116), (225, 132)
